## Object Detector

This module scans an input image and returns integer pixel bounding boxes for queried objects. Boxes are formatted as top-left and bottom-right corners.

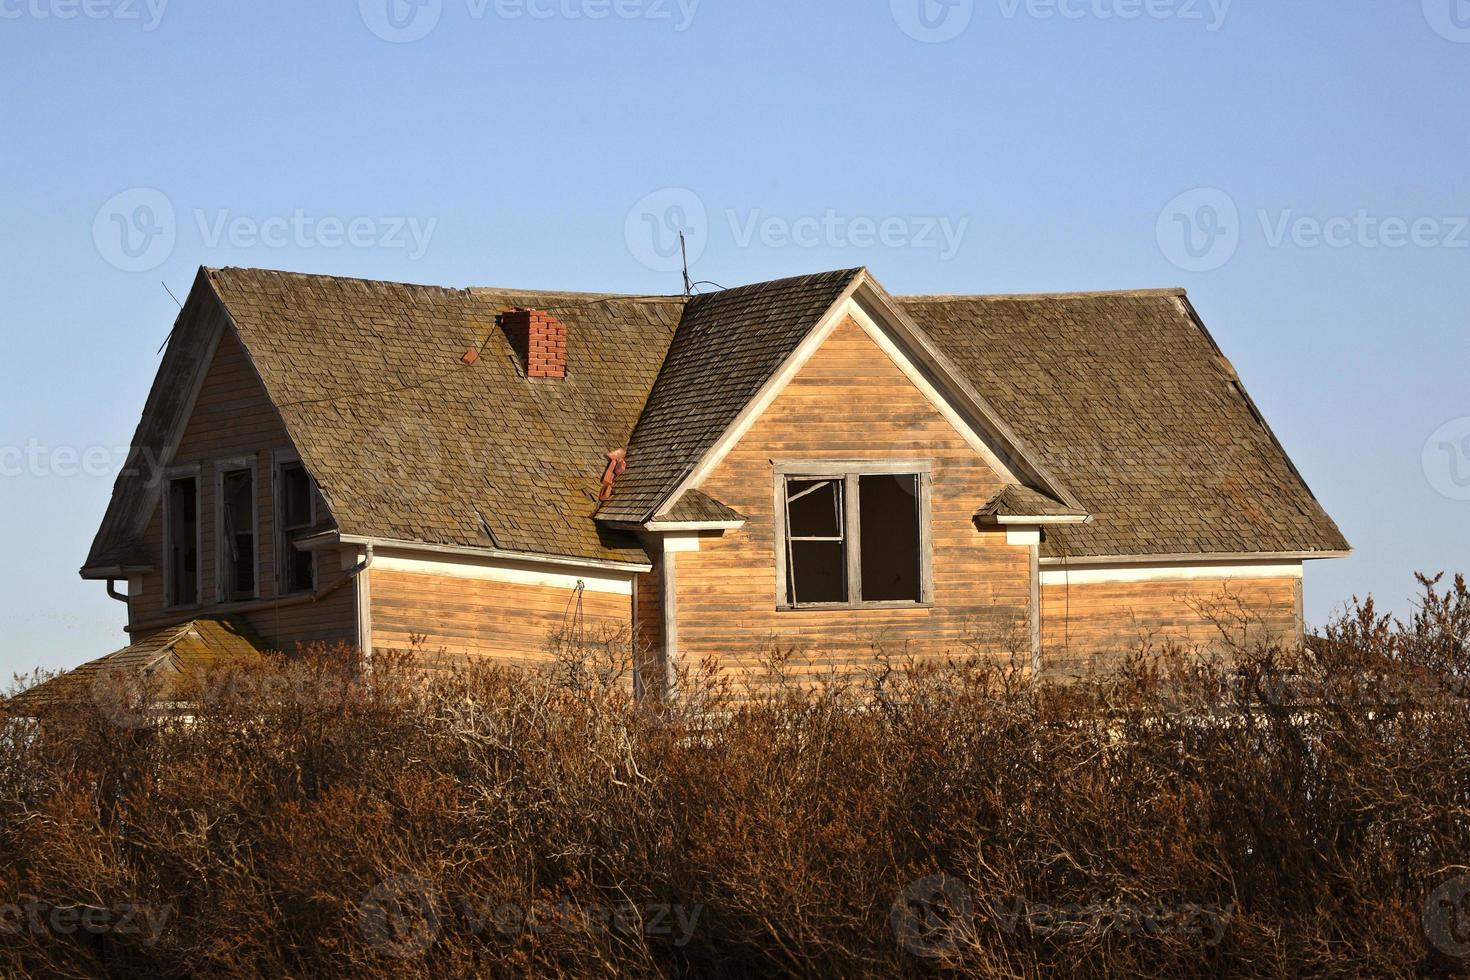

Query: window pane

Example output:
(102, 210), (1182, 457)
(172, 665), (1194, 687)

(858, 474), (922, 602)
(786, 479), (842, 539)
(789, 541), (847, 605)
(279, 462), (315, 593)
(222, 469), (255, 598)
(280, 463), (312, 529)
(167, 477), (198, 606)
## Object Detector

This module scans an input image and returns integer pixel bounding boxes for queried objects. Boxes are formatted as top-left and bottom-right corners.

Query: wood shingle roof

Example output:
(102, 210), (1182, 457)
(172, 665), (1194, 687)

(83, 266), (1347, 575)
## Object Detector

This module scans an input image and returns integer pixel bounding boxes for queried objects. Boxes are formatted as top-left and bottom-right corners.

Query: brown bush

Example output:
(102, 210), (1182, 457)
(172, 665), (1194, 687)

(1, 574), (1468, 978)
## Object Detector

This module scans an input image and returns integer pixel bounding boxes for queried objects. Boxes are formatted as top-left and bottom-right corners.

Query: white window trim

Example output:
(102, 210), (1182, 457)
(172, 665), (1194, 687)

(271, 449), (317, 595)
(773, 460), (934, 611)
(214, 457), (260, 603)
(162, 464), (202, 610)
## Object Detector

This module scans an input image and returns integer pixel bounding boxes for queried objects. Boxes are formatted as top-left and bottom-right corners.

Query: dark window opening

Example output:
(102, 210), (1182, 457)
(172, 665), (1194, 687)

(858, 474), (922, 602)
(781, 470), (927, 608)
(784, 479), (847, 604)
(221, 468), (256, 601)
(166, 476), (198, 607)
(277, 461), (316, 594)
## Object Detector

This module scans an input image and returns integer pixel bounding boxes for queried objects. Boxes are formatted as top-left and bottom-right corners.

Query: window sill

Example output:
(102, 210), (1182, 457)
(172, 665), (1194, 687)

(776, 601), (934, 613)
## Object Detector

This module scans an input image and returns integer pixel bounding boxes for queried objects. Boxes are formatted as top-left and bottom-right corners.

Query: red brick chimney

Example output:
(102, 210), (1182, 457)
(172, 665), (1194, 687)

(499, 308), (566, 379)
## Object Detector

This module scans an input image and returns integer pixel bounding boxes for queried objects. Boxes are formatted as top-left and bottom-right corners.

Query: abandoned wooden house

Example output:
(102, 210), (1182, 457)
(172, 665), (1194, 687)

(66, 265), (1347, 694)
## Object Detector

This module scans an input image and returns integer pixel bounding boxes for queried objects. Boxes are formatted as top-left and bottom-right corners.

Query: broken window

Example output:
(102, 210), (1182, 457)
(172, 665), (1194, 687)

(784, 478), (847, 605)
(277, 461), (316, 594)
(781, 469), (928, 607)
(165, 475), (199, 607)
(219, 467), (256, 601)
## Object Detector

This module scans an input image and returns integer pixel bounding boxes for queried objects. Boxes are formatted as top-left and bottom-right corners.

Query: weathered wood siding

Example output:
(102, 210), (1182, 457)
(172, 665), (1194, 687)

(128, 328), (357, 652)
(633, 561), (665, 691)
(370, 568), (634, 670)
(1039, 574), (1303, 674)
(674, 316), (1032, 688)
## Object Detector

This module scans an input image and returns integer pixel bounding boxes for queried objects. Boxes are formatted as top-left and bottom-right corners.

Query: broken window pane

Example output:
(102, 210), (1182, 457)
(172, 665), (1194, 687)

(166, 476), (198, 607)
(785, 478), (847, 605)
(858, 473), (922, 602)
(221, 468), (255, 600)
(278, 461), (315, 593)
(786, 479), (842, 538)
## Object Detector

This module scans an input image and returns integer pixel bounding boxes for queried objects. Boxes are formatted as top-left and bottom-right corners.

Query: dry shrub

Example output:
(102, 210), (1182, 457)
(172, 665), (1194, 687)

(0, 574), (1467, 978)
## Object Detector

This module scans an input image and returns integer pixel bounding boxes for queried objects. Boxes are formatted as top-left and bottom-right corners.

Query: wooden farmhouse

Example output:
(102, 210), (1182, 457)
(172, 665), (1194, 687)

(67, 266), (1348, 693)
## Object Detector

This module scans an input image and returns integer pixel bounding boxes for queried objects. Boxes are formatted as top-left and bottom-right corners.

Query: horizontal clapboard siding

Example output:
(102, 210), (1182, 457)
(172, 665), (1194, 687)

(676, 316), (1032, 688)
(370, 567), (632, 668)
(1039, 575), (1302, 674)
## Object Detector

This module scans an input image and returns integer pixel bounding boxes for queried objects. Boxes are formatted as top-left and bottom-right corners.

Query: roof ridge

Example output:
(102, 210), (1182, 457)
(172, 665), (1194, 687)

(208, 266), (689, 303)
(686, 267), (866, 303)
(207, 266), (474, 296)
(899, 287), (1187, 302)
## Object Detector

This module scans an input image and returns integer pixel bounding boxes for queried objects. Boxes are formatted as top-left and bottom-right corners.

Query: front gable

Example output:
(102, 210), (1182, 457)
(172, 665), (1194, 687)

(668, 309), (1040, 681)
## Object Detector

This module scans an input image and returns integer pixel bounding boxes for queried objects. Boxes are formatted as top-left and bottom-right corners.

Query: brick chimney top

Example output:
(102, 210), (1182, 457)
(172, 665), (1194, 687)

(499, 308), (566, 379)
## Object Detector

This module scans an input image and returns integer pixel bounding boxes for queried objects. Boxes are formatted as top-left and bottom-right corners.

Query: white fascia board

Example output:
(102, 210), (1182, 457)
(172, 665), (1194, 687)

(369, 553), (633, 597)
(1040, 560), (1304, 587)
(988, 514), (1092, 526)
(1039, 550), (1350, 566)
(641, 520), (746, 533)
(313, 533), (652, 575)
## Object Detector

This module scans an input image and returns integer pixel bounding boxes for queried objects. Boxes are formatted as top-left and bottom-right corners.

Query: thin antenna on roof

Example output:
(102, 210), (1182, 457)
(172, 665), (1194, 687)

(155, 281), (185, 354)
(680, 232), (692, 298)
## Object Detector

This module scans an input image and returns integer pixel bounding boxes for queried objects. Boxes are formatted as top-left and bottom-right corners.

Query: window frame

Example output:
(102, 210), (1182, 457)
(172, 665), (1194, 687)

(773, 460), (934, 611)
(214, 456), (260, 603)
(162, 465), (202, 610)
(272, 450), (318, 595)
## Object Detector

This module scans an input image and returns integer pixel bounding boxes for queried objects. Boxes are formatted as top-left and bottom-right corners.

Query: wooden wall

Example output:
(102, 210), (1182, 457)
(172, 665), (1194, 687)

(673, 316), (1033, 689)
(128, 328), (357, 652)
(1039, 574), (1303, 674)
(370, 568), (634, 671)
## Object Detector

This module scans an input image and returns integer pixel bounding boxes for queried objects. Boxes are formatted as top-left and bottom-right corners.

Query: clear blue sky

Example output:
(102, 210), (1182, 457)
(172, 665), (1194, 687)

(2, 0), (1467, 677)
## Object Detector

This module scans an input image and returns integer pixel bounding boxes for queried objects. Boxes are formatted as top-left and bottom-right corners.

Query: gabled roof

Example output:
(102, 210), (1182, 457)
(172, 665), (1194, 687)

(976, 485), (1091, 523)
(84, 266), (1347, 575)
(901, 290), (1349, 559)
(595, 269), (864, 523)
(656, 489), (747, 526)
(9, 617), (265, 714)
